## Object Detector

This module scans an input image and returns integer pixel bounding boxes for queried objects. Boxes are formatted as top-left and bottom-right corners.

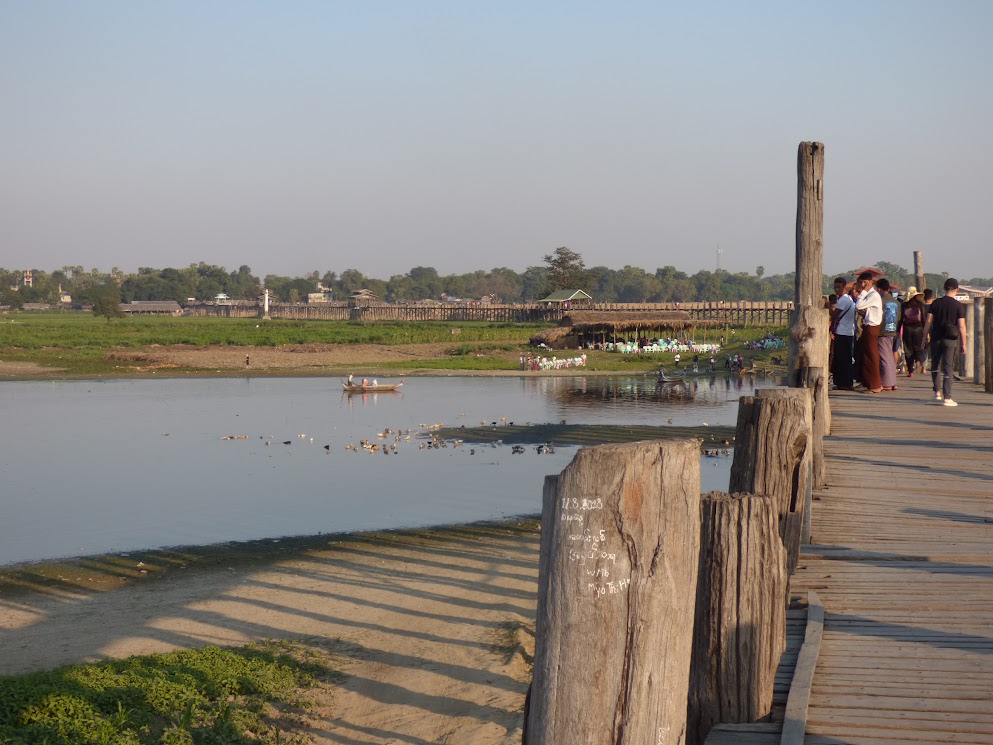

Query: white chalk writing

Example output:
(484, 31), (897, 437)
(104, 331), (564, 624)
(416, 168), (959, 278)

(561, 496), (630, 600)
(560, 497), (604, 511)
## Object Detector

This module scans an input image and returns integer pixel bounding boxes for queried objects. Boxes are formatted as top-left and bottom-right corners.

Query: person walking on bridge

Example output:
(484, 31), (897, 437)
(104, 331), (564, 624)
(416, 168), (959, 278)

(901, 287), (927, 376)
(923, 278), (967, 406)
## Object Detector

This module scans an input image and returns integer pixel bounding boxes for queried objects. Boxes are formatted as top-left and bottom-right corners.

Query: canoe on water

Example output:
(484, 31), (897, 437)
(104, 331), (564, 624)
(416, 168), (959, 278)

(655, 367), (686, 383)
(341, 382), (403, 393)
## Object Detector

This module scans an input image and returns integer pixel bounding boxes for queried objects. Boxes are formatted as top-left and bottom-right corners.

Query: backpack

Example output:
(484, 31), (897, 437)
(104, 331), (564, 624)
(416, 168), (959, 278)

(883, 299), (899, 333)
(903, 303), (921, 324)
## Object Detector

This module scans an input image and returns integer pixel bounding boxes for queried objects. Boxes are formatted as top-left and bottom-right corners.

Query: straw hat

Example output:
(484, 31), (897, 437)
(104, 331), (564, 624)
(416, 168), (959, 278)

(905, 286), (923, 301)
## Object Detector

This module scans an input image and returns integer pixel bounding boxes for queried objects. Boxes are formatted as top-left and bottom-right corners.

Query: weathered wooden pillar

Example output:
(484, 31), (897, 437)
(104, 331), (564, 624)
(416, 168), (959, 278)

(963, 299), (975, 379)
(914, 250), (925, 292)
(687, 492), (788, 745)
(795, 142), (824, 308)
(788, 305), (829, 485)
(526, 440), (702, 745)
(975, 300), (986, 387)
(986, 298), (993, 393)
(729, 388), (813, 572)
(791, 141), (829, 487)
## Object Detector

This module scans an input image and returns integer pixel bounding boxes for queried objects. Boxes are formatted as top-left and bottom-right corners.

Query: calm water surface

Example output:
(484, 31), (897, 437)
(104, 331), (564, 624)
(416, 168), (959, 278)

(0, 374), (777, 566)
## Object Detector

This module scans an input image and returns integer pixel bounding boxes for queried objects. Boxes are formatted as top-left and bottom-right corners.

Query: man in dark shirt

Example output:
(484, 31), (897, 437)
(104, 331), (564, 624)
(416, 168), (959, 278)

(923, 278), (968, 406)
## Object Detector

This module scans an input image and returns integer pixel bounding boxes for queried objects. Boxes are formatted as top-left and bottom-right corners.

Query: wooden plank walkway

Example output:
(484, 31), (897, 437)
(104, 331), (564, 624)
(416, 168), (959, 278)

(790, 375), (993, 744)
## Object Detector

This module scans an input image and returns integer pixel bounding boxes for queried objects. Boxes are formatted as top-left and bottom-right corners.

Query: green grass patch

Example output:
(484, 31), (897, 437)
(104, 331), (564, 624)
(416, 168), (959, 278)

(0, 312), (789, 377)
(0, 314), (545, 350)
(0, 641), (339, 745)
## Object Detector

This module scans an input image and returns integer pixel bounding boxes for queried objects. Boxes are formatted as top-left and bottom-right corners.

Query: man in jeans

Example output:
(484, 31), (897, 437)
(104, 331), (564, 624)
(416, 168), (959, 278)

(923, 278), (968, 406)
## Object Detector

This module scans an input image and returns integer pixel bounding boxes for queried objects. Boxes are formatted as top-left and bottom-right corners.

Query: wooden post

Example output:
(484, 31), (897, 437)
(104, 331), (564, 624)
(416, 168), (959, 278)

(975, 300), (985, 386)
(791, 142), (829, 488)
(787, 305), (830, 487)
(986, 298), (993, 393)
(526, 440), (702, 745)
(963, 299), (975, 379)
(795, 142), (824, 308)
(687, 492), (788, 745)
(729, 388), (812, 573)
(914, 250), (925, 292)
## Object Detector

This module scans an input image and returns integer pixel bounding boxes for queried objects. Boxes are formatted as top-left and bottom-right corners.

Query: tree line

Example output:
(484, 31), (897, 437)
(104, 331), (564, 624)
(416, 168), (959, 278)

(2, 253), (989, 309)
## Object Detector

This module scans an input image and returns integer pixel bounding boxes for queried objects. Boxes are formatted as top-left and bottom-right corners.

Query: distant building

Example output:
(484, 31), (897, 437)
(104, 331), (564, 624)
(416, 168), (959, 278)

(957, 285), (993, 298)
(120, 301), (183, 316)
(537, 289), (593, 308)
(214, 293), (230, 303)
(348, 289), (378, 306)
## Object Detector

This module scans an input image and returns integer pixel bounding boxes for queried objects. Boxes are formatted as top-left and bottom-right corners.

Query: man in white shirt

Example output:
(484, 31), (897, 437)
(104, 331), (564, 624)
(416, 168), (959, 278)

(831, 277), (857, 389)
(855, 271), (884, 393)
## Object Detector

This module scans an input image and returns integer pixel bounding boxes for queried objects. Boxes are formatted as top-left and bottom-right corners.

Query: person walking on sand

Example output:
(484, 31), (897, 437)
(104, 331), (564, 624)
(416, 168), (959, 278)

(923, 277), (967, 406)
(855, 271), (883, 393)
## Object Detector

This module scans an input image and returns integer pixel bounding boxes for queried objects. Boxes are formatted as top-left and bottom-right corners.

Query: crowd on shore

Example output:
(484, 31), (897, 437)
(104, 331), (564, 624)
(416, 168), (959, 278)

(829, 273), (969, 406)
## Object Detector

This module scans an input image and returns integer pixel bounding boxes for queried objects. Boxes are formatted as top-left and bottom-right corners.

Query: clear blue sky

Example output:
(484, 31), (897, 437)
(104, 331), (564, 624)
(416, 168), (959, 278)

(2, 1), (991, 280)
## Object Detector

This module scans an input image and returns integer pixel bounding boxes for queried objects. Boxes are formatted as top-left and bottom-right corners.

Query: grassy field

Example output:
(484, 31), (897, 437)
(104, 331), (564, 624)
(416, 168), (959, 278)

(0, 641), (338, 745)
(0, 311), (788, 376)
(0, 313), (546, 348)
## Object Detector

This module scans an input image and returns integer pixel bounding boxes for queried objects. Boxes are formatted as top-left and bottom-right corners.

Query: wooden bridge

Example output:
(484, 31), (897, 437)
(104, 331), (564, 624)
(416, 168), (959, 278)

(792, 376), (993, 744)
(708, 374), (993, 744)
(187, 299), (794, 326)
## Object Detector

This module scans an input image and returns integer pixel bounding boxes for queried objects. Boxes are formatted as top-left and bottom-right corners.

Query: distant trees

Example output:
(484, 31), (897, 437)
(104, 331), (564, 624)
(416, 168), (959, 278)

(541, 247), (596, 294)
(2, 259), (989, 309)
(92, 289), (124, 321)
(120, 263), (261, 303)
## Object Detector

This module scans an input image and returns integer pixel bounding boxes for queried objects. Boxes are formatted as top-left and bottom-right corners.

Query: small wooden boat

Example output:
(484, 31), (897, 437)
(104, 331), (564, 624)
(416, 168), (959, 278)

(656, 367), (686, 383)
(341, 381), (403, 393)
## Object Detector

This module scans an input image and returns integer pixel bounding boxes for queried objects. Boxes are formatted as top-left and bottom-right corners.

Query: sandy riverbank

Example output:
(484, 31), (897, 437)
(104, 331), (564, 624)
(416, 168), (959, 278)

(0, 521), (539, 744)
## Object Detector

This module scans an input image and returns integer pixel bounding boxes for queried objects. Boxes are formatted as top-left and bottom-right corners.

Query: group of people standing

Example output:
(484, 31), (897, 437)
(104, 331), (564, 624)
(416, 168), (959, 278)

(830, 273), (968, 406)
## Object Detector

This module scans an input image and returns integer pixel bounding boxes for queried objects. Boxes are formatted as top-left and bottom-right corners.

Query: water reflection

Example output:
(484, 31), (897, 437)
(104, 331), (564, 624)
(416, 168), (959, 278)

(523, 373), (780, 426)
(0, 374), (780, 566)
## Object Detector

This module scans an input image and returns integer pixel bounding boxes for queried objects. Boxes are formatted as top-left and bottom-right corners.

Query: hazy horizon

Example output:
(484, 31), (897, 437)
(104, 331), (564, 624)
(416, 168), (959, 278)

(3, 2), (991, 280)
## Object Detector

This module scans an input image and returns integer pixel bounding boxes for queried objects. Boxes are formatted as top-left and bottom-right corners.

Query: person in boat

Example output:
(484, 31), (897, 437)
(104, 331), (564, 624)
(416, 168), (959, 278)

(372, 379), (378, 387)
(362, 378), (369, 387)
(348, 373), (354, 386)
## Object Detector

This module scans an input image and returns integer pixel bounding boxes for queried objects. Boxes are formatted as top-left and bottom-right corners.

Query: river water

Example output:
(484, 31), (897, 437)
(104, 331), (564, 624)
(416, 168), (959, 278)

(0, 374), (777, 566)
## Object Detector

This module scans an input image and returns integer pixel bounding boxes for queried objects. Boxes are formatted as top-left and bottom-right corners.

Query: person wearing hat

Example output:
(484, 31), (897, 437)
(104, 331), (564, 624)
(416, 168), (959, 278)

(900, 286), (926, 376)
(855, 271), (884, 393)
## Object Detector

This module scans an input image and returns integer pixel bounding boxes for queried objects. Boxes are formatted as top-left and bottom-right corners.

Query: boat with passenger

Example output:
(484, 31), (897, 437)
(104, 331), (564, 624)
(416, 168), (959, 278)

(341, 377), (404, 393)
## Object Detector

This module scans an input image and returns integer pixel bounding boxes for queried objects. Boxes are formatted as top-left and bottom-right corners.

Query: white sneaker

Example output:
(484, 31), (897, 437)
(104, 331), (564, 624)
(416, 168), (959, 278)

(933, 391), (943, 401)
(943, 399), (958, 407)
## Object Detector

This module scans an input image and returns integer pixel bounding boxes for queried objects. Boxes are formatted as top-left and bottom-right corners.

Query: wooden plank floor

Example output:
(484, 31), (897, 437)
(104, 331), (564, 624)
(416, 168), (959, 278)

(791, 375), (993, 744)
